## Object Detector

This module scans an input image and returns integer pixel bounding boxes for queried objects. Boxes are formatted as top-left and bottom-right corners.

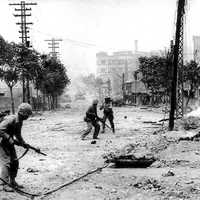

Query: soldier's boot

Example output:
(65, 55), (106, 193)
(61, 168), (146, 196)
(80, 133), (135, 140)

(3, 184), (15, 192)
(111, 125), (115, 133)
(1, 166), (14, 192)
(10, 179), (24, 189)
(101, 128), (105, 133)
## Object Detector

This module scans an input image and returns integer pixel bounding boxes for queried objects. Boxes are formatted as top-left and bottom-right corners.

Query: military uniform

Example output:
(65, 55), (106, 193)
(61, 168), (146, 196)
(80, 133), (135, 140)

(0, 115), (26, 185)
(0, 103), (32, 191)
(81, 100), (100, 140)
(100, 98), (115, 133)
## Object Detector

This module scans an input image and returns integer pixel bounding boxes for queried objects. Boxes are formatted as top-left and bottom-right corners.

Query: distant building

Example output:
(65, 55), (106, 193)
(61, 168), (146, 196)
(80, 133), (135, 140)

(96, 51), (137, 98)
(193, 36), (200, 63)
(96, 47), (162, 99)
(0, 81), (36, 111)
(0, 81), (22, 111)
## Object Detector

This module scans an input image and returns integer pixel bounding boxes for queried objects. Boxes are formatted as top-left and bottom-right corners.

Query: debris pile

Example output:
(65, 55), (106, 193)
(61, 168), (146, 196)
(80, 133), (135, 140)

(162, 170), (175, 177)
(104, 144), (156, 168)
(133, 177), (164, 191)
(177, 116), (200, 131)
(173, 116), (200, 141)
(109, 155), (156, 168)
(179, 132), (200, 141)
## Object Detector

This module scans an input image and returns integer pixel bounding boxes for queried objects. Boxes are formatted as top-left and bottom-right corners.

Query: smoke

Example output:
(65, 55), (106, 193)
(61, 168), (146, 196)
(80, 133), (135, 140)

(66, 75), (97, 103)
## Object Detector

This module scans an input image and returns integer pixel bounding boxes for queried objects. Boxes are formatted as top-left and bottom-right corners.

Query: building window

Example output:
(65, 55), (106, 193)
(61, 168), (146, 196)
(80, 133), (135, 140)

(100, 68), (106, 73)
(101, 60), (106, 65)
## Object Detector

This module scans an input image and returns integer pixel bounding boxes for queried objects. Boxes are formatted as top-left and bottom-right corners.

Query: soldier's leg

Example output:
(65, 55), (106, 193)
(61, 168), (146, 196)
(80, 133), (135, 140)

(108, 114), (115, 133)
(93, 122), (100, 139)
(81, 122), (93, 140)
(9, 146), (22, 188)
(0, 144), (14, 192)
(101, 114), (107, 133)
(0, 145), (9, 184)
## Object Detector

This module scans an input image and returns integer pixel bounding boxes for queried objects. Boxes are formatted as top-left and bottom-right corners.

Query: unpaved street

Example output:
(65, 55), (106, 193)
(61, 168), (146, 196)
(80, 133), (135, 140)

(2, 103), (200, 200)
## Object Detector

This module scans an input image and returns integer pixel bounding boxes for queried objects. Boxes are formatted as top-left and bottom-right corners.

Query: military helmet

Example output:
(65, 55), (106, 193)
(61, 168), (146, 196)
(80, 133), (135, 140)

(92, 99), (99, 105)
(18, 103), (32, 117)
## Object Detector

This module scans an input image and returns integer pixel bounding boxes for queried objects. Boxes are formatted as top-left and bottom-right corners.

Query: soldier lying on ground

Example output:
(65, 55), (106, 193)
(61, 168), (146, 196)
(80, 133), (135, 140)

(0, 103), (32, 192)
(81, 99), (100, 140)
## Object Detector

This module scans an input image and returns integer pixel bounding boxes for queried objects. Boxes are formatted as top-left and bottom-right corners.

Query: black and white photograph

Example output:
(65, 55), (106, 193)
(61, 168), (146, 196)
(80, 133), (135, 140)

(0, 0), (200, 199)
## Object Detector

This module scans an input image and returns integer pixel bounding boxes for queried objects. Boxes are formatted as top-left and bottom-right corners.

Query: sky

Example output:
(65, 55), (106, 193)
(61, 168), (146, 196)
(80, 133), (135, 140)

(1, 0), (200, 78)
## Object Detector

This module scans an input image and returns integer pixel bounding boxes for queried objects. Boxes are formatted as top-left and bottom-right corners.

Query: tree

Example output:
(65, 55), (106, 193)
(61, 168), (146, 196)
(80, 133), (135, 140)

(1, 65), (18, 113)
(139, 56), (171, 94)
(34, 55), (70, 110)
(182, 60), (200, 106)
(138, 55), (173, 104)
(0, 38), (20, 113)
(15, 46), (41, 103)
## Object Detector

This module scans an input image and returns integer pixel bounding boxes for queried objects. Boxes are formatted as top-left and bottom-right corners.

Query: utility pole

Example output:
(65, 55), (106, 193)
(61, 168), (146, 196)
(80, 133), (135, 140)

(9, 1), (37, 103)
(107, 79), (111, 97)
(169, 0), (186, 130)
(134, 71), (138, 104)
(122, 73), (125, 103)
(45, 38), (63, 59)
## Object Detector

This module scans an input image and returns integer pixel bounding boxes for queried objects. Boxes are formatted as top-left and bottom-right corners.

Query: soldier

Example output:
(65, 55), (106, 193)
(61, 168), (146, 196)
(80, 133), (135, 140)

(100, 97), (115, 133)
(0, 103), (32, 192)
(81, 99), (100, 140)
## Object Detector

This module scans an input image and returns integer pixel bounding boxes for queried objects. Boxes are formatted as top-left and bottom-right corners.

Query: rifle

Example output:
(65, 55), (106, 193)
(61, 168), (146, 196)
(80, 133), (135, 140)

(96, 116), (112, 131)
(87, 112), (112, 131)
(15, 142), (47, 156)
(26, 144), (47, 156)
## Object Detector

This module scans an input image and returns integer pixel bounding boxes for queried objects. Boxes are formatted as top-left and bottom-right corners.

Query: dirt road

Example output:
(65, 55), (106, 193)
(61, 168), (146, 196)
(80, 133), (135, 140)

(1, 104), (200, 200)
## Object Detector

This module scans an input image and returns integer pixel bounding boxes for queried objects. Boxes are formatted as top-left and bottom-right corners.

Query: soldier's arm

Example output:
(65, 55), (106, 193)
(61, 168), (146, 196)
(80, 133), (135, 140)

(15, 124), (26, 145)
(99, 103), (104, 110)
(0, 117), (15, 143)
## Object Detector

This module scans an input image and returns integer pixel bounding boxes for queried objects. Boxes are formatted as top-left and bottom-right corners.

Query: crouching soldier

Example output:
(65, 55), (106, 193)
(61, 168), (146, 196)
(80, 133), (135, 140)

(100, 97), (115, 133)
(0, 103), (32, 192)
(81, 99), (100, 140)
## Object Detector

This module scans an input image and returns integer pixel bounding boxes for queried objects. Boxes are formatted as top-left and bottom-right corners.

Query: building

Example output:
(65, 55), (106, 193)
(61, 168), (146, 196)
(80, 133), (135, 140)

(96, 51), (140, 98)
(0, 81), (36, 111)
(124, 79), (150, 105)
(96, 48), (161, 100)
(193, 36), (200, 63)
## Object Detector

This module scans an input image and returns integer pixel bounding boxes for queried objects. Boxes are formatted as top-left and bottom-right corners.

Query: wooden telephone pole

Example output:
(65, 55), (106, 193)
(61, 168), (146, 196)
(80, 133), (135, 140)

(9, 1), (37, 103)
(45, 38), (63, 59)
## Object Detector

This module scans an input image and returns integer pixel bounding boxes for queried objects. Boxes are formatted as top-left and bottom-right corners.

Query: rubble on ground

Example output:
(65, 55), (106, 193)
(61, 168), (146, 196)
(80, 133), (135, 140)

(133, 177), (164, 191)
(162, 170), (175, 177)
(104, 143), (156, 168)
(169, 115), (200, 141)
(176, 116), (200, 131)
(178, 131), (200, 141)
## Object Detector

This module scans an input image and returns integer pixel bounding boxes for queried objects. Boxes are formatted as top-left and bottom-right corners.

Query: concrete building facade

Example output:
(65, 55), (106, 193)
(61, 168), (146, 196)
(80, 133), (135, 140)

(96, 49), (161, 99)
(96, 51), (140, 98)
